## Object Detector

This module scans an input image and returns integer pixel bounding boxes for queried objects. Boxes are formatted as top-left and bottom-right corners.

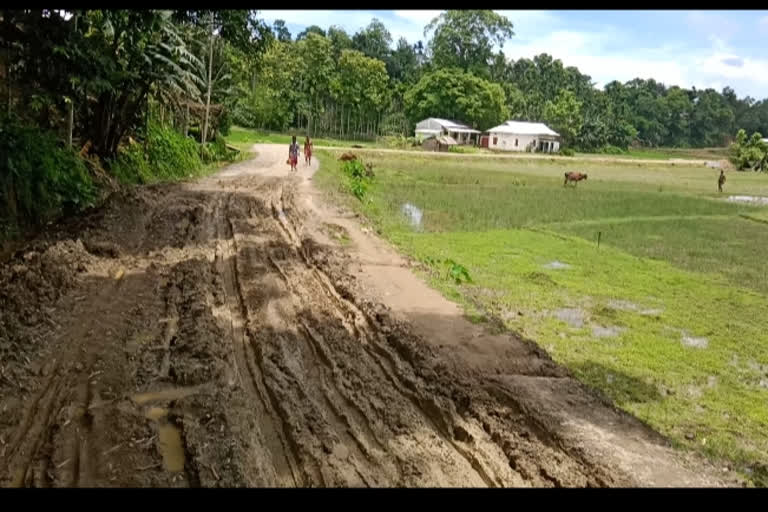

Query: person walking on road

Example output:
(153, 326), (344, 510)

(288, 135), (299, 173)
(304, 136), (313, 166)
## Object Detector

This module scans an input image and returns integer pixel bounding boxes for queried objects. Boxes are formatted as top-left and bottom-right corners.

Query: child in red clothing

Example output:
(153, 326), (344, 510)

(288, 136), (299, 172)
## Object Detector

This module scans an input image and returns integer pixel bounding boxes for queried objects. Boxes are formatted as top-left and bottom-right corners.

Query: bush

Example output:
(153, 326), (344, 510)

(448, 145), (479, 154)
(729, 129), (767, 171)
(599, 145), (626, 155)
(340, 158), (374, 202)
(110, 122), (203, 184)
(0, 119), (95, 227)
(560, 147), (575, 157)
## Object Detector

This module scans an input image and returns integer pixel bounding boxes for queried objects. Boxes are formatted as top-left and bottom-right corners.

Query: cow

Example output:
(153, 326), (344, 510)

(564, 171), (588, 187)
(338, 152), (358, 162)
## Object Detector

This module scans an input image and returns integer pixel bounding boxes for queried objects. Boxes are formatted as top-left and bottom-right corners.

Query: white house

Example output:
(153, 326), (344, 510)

(484, 121), (561, 153)
(414, 118), (481, 145)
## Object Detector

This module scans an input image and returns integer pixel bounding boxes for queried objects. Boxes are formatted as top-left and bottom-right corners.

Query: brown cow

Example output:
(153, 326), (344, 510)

(338, 152), (358, 162)
(564, 171), (588, 187)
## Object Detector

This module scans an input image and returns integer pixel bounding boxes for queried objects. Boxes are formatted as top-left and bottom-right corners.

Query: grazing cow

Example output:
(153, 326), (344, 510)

(338, 152), (358, 162)
(564, 171), (588, 187)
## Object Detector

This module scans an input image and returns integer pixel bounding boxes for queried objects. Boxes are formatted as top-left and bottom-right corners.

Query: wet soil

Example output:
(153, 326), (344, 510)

(0, 145), (740, 487)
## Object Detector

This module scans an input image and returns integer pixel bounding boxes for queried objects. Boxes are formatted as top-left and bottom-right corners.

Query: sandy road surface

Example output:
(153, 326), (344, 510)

(0, 144), (738, 487)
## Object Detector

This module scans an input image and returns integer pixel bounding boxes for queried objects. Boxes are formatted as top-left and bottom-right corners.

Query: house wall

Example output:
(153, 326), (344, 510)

(487, 132), (560, 152)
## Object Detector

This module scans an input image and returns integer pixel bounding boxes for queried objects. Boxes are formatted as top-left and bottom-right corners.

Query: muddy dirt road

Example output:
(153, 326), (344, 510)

(0, 145), (738, 487)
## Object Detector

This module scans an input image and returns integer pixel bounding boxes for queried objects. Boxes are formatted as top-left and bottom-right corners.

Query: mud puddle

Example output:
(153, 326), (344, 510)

(144, 406), (185, 473)
(131, 386), (202, 406)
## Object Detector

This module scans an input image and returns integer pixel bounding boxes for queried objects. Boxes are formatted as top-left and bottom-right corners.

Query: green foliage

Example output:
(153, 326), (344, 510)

(110, 121), (203, 184)
(448, 145), (480, 154)
(560, 147), (575, 156)
(599, 145), (627, 155)
(380, 135), (418, 149)
(0, 120), (94, 227)
(425, 10), (514, 76)
(351, 19), (392, 63)
(444, 259), (472, 284)
(405, 68), (507, 129)
(543, 89), (583, 146)
(340, 158), (374, 201)
(729, 129), (768, 171)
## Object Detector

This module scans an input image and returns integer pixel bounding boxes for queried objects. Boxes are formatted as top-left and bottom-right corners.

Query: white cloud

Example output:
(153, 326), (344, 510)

(392, 10), (442, 25)
(258, 10), (768, 98)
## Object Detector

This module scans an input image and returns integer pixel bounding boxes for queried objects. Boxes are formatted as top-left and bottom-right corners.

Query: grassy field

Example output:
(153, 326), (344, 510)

(229, 125), (729, 162)
(313, 148), (768, 485)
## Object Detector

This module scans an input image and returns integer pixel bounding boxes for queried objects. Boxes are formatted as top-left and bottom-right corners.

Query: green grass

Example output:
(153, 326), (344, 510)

(227, 125), (380, 152)
(576, 147), (730, 161)
(314, 149), (768, 485)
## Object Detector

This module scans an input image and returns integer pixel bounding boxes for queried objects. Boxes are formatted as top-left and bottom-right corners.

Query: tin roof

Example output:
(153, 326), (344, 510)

(487, 121), (559, 137)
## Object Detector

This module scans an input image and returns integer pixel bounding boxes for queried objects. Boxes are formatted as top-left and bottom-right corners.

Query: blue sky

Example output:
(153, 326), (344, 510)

(260, 10), (768, 100)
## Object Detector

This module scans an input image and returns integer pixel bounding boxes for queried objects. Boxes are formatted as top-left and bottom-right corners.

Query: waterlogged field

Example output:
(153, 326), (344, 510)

(314, 149), (768, 485)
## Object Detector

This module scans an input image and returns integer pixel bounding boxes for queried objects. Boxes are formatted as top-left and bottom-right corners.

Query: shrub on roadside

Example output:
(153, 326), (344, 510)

(110, 122), (203, 184)
(0, 119), (95, 228)
(340, 158), (374, 202)
(560, 147), (575, 157)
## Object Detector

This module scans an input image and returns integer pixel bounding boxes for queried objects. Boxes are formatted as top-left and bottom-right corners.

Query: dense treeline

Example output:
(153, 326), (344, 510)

(2, 9), (767, 238)
(233, 10), (768, 152)
(1, 9), (261, 234)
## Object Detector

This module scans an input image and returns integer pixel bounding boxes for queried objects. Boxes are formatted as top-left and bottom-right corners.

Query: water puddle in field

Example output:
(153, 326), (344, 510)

(143, 406), (186, 473)
(543, 260), (571, 270)
(554, 308), (585, 328)
(681, 331), (709, 349)
(592, 325), (626, 338)
(401, 203), (424, 230)
(726, 195), (768, 205)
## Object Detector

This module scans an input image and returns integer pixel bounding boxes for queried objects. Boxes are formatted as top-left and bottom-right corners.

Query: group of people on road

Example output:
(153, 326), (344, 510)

(288, 135), (313, 173)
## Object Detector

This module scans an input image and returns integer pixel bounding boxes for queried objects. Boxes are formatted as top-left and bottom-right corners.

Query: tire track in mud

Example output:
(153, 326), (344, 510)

(2, 151), (731, 487)
(213, 194), (301, 487)
(264, 183), (507, 487)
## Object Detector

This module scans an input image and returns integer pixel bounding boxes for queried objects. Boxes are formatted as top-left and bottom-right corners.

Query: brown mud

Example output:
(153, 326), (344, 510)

(0, 145), (739, 487)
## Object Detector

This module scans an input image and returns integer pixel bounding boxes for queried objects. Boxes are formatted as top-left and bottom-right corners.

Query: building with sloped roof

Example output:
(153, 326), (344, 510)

(414, 118), (481, 145)
(484, 121), (561, 153)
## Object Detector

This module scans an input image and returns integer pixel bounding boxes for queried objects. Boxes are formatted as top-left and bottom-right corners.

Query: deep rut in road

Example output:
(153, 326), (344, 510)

(0, 147), (736, 487)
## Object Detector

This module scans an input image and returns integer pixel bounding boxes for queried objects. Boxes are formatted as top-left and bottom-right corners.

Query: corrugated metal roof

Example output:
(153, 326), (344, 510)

(424, 118), (477, 130)
(487, 121), (559, 137)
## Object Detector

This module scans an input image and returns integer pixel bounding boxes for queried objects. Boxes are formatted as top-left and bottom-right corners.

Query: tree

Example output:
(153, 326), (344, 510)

(729, 129), (767, 171)
(404, 68), (507, 129)
(296, 25), (326, 41)
(690, 88), (735, 147)
(296, 33), (334, 135)
(663, 86), (692, 147)
(542, 89), (583, 147)
(352, 19), (392, 63)
(272, 19), (291, 42)
(388, 37), (421, 84)
(327, 25), (353, 59)
(425, 10), (514, 76)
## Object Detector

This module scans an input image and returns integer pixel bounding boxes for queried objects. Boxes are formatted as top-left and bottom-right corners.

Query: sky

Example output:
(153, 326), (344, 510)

(260, 10), (768, 100)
